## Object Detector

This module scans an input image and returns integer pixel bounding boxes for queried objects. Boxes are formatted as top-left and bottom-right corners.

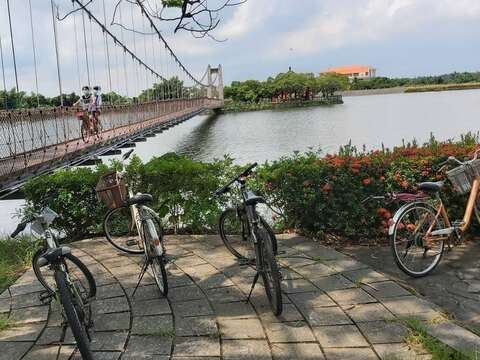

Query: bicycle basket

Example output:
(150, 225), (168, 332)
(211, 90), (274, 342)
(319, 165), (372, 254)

(446, 165), (471, 194)
(96, 171), (127, 209)
(469, 158), (480, 179)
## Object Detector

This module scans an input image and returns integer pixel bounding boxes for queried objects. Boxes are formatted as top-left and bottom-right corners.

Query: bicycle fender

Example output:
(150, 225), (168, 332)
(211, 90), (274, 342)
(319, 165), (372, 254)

(388, 201), (431, 236)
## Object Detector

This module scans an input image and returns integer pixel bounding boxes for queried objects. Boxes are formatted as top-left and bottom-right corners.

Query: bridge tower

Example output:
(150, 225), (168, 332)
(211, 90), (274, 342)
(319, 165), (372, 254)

(207, 65), (224, 100)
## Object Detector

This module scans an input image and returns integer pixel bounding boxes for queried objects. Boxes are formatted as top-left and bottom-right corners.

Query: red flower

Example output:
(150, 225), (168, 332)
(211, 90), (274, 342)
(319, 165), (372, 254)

(362, 178), (372, 185)
(422, 170), (429, 177)
(323, 183), (333, 192)
(380, 176), (386, 181)
(400, 180), (409, 189)
(407, 224), (416, 232)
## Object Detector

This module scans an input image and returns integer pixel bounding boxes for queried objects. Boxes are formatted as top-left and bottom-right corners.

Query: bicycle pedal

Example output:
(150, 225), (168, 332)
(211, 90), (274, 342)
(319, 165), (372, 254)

(238, 258), (255, 266)
(39, 291), (54, 305)
(126, 239), (139, 247)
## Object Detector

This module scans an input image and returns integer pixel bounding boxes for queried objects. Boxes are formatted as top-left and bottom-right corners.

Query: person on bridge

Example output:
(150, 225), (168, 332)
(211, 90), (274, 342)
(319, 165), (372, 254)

(73, 86), (92, 111)
(90, 86), (102, 135)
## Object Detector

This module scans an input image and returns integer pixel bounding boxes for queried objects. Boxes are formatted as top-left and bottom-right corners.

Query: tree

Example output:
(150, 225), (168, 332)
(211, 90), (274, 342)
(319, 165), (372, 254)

(317, 73), (349, 98)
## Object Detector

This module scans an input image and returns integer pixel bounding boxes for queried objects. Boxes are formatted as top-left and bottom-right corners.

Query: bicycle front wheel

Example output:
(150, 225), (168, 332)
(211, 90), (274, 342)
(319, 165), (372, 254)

(33, 249), (96, 300)
(81, 121), (90, 142)
(104, 206), (144, 254)
(390, 202), (445, 277)
(219, 208), (252, 259)
(55, 270), (93, 360)
(257, 228), (283, 316)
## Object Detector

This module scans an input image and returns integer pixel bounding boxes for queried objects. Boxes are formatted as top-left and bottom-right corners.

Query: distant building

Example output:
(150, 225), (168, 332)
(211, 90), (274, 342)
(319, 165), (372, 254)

(321, 65), (376, 81)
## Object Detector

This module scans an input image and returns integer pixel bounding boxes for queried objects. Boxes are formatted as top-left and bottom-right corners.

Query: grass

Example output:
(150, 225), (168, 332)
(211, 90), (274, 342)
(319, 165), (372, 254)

(405, 82), (480, 93)
(0, 315), (10, 331)
(0, 235), (39, 293)
(402, 318), (473, 360)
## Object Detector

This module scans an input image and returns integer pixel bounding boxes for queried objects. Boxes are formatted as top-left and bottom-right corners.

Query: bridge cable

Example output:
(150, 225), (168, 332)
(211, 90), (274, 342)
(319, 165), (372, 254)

(6, 0), (18, 94)
(117, 2), (129, 98)
(81, 10), (91, 87)
(28, 0), (39, 107)
(130, 3), (140, 98)
(88, 16), (96, 86)
(102, 0), (113, 104)
(0, 35), (7, 109)
(73, 6), (82, 90)
(50, 1), (64, 107)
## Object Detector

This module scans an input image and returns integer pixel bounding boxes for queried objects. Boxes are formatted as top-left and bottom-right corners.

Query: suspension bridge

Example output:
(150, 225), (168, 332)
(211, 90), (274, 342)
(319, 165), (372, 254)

(0, 0), (224, 198)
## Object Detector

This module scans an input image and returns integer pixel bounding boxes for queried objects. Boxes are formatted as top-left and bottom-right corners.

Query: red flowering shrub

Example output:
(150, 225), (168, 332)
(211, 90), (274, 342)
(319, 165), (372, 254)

(255, 134), (479, 240)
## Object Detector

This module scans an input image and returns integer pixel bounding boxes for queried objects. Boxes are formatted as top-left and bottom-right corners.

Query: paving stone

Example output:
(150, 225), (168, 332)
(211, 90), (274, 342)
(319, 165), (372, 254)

(281, 279), (317, 294)
(302, 306), (352, 326)
(311, 274), (356, 292)
(258, 303), (304, 323)
(362, 281), (412, 299)
(212, 301), (256, 320)
(46, 303), (63, 327)
(342, 268), (388, 284)
(131, 315), (173, 335)
(0, 341), (33, 360)
(172, 298), (213, 317)
(168, 285), (205, 302)
(126, 284), (164, 301)
(293, 263), (336, 279)
(123, 335), (172, 356)
(21, 345), (60, 360)
(94, 273), (118, 286)
(425, 322), (480, 355)
(265, 321), (316, 343)
(271, 343), (325, 360)
(131, 298), (171, 316)
(222, 339), (272, 360)
(10, 293), (44, 309)
(218, 318), (265, 339)
(323, 348), (378, 360)
(57, 345), (75, 360)
(94, 312), (130, 331)
(358, 320), (408, 344)
(96, 284), (125, 299)
(0, 298), (9, 313)
(174, 255), (207, 268)
(196, 273), (235, 290)
(324, 258), (369, 273)
(90, 331), (128, 351)
(279, 268), (303, 281)
(123, 355), (169, 360)
(9, 282), (44, 297)
(35, 326), (63, 345)
(10, 305), (49, 324)
(381, 296), (437, 316)
(345, 303), (393, 322)
(222, 265), (257, 279)
(373, 343), (425, 360)
(289, 291), (336, 310)
(182, 264), (218, 279)
(0, 322), (45, 342)
(167, 274), (195, 288)
(205, 286), (246, 303)
(313, 325), (369, 348)
(93, 297), (130, 314)
(173, 336), (220, 357)
(0, 290), (9, 299)
(175, 315), (218, 336)
(327, 288), (377, 305)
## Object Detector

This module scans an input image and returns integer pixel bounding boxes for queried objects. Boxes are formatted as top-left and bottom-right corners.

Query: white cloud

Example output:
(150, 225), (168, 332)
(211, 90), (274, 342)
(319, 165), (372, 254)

(218, 0), (273, 39)
(271, 0), (480, 56)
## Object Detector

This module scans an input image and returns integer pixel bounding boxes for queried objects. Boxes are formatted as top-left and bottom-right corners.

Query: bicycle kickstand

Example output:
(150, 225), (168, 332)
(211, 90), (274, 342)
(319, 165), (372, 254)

(132, 257), (150, 297)
(245, 272), (260, 304)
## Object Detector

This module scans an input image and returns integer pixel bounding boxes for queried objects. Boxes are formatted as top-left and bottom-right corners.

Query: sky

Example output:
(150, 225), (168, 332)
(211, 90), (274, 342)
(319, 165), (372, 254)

(1, 0), (480, 96)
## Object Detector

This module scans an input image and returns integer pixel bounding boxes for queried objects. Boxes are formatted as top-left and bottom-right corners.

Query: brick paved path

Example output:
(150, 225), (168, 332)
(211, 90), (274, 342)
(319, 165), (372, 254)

(1, 234), (479, 359)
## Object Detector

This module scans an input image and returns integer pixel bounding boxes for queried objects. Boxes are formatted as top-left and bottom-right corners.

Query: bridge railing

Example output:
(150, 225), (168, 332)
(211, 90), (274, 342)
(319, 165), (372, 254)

(0, 97), (223, 182)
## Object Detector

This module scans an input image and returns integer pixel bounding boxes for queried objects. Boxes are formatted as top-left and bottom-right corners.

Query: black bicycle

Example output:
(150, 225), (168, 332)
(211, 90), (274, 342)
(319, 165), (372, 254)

(216, 163), (282, 315)
(12, 208), (96, 360)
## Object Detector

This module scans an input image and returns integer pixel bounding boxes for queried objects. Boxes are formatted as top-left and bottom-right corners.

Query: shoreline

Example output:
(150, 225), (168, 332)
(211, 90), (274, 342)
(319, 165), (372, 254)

(219, 97), (343, 113)
(339, 83), (480, 97)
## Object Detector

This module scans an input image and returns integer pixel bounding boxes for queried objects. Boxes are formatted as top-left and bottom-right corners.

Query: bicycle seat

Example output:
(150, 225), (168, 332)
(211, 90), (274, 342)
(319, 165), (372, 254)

(245, 191), (266, 206)
(417, 181), (444, 193)
(125, 193), (153, 206)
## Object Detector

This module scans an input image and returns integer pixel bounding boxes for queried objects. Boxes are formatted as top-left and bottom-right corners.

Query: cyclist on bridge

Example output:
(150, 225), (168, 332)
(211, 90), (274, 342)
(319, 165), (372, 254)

(90, 86), (102, 134)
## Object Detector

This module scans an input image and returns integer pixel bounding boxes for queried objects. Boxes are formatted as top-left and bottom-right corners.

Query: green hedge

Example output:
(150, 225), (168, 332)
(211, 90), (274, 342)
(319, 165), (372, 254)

(22, 134), (479, 241)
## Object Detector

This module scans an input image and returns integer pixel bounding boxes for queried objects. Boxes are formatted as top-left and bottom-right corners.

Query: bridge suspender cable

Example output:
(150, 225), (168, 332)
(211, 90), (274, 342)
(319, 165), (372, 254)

(102, 0), (113, 104)
(28, 0), (39, 107)
(6, 0), (18, 94)
(0, 34), (7, 109)
(50, 0), (63, 107)
(81, 11), (91, 87)
(73, 5), (82, 90)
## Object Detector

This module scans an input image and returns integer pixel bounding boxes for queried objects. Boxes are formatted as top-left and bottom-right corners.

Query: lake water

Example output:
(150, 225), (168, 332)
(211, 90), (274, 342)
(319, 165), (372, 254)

(1, 89), (479, 233)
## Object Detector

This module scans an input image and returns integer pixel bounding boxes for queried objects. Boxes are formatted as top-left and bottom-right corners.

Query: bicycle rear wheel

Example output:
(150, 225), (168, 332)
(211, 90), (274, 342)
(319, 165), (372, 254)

(150, 255), (168, 296)
(81, 121), (90, 142)
(390, 202), (445, 277)
(55, 270), (93, 360)
(220, 208), (277, 259)
(104, 206), (144, 254)
(257, 228), (282, 316)
(33, 249), (96, 300)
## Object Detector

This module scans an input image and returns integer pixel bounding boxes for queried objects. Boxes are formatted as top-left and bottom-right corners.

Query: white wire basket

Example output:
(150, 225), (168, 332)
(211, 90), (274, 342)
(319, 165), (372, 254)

(447, 159), (480, 194)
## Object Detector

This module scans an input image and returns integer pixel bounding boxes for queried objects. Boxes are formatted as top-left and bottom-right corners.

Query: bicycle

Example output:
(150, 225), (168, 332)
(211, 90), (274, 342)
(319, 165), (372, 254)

(216, 163), (283, 315)
(100, 149), (168, 296)
(11, 207), (96, 360)
(365, 149), (480, 278)
(77, 110), (101, 142)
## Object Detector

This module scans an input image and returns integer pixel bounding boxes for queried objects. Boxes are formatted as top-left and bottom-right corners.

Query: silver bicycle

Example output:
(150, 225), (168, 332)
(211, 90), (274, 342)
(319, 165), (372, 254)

(102, 150), (168, 296)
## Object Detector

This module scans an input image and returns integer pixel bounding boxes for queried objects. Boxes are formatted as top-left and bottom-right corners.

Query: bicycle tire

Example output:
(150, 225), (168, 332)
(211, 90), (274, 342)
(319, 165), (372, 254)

(33, 248), (97, 300)
(151, 255), (168, 296)
(219, 208), (278, 259)
(390, 202), (445, 278)
(257, 228), (283, 316)
(475, 194), (480, 226)
(103, 206), (144, 254)
(81, 121), (90, 142)
(54, 270), (94, 360)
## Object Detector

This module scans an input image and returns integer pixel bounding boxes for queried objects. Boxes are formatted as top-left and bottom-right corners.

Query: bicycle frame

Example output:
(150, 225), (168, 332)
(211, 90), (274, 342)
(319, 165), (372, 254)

(424, 177), (480, 242)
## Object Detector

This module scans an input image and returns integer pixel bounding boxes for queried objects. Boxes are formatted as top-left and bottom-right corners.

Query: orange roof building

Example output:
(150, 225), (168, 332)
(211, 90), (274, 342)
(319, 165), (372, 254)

(321, 65), (376, 81)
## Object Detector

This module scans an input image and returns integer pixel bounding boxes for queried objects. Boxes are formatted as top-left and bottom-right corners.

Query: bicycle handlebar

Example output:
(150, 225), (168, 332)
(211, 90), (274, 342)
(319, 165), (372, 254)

(215, 162), (258, 196)
(123, 149), (134, 161)
(10, 218), (32, 238)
